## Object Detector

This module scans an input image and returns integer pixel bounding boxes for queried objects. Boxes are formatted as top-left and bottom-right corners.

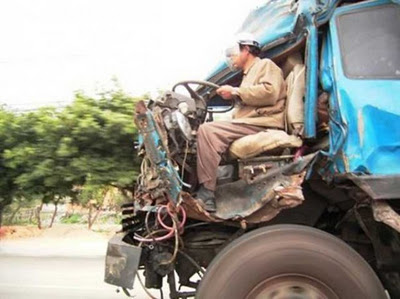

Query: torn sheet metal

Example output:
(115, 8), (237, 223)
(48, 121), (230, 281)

(213, 154), (315, 220)
(134, 101), (182, 203)
(340, 174), (400, 200)
(180, 154), (316, 224)
(371, 201), (400, 234)
(180, 194), (222, 223)
(244, 172), (306, 224)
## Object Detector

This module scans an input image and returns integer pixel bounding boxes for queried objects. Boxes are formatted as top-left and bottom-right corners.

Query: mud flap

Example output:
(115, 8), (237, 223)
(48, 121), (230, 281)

(104, 234), (142, 289)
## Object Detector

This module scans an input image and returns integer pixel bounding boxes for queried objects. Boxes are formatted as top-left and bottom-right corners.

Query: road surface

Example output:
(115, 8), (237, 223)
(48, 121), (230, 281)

(0, 255), (127, 299)
(0, 238), (163, 299)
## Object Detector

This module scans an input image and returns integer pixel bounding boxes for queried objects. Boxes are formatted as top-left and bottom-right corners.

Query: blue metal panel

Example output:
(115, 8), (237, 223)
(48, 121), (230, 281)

(327, 0), (400, 175)
(205, 0), (341, 80)
(304, 25), (318, 139)
(314, 0), (341, 25)
(136, 110), (182, 202)
(206, 0), (299, 78)
(204, 0), (342, 138)
(319, 31), (348, 178)
(299, 0), (332, 138)
(200, 0), (400, 177)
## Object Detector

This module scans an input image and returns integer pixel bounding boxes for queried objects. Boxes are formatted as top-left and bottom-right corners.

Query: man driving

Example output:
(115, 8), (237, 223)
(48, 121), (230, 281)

(196, 33), (287, 212)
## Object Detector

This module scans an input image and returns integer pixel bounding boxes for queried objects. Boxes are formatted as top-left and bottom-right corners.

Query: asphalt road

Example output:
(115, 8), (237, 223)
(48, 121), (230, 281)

(0, 253), (162, 299)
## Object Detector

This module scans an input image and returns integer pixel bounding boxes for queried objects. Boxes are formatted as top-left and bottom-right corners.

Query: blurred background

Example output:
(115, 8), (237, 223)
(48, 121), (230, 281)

(0, 0), (265, 298)
(0, 0), (266, 111)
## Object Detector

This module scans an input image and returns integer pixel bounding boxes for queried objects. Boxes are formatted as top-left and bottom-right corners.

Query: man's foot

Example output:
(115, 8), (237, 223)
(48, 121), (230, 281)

(197, 185), (217, 212)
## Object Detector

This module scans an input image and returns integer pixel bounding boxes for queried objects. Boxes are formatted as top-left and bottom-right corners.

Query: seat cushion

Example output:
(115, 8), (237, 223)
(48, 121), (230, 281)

(229, 129), (302, 159)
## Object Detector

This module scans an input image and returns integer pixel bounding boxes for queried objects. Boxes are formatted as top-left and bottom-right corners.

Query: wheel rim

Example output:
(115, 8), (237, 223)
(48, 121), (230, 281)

(246, 274), (339, 299)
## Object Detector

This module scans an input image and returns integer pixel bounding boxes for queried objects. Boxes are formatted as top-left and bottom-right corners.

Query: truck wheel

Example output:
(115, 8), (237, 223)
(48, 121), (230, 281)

(197, 225), (386, 299)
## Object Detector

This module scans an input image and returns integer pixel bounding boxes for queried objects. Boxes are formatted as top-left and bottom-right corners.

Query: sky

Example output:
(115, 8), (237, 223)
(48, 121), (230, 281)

(0, 0), (266, 111)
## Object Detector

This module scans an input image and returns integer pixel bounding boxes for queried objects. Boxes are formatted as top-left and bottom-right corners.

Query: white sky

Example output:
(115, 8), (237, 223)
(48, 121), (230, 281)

(0, 0), (266, 110)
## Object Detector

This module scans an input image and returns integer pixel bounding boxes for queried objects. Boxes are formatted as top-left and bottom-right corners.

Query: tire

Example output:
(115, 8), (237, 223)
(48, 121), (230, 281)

(197, 224), (386, 299)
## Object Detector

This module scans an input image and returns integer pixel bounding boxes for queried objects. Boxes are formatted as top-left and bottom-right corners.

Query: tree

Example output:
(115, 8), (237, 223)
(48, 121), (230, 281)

(59, 87), (140, 196)
(4, 108), (79, 228)
(0, 108), (21, 226)
(1, 83), (141, 228)
(76, 184), (109, 229)
(7, 196), (26, 224)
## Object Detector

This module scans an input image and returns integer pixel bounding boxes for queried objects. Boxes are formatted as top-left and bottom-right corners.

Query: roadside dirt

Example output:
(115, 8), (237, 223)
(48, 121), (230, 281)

(0, 226), (43, 240)
(0, 224), (118, 241)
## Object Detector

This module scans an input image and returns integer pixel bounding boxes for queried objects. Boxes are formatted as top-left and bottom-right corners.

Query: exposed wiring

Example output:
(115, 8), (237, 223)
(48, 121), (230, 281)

(134, 228), (174, 243)
(184, 222), (210, 230)
(158, 203), (186, 231)
(134, 231), (171, 299)
(180, 140), (190, 183)
(133, 204), (186, 243)
(161, 217), (180, 265)
(135, 270), (157, 299)
(176, 192), (183, 209)
(133, 204), (188, 297)
(145, 210), (157, 243)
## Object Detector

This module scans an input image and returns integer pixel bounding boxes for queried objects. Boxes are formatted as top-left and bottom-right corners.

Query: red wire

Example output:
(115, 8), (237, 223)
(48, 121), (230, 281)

(157, 204), (186, 230)
(133, 204), (186, 243)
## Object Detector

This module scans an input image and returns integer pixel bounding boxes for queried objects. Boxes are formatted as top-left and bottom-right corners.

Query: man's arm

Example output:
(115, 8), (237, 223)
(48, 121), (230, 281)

(237, 60), (285, 107)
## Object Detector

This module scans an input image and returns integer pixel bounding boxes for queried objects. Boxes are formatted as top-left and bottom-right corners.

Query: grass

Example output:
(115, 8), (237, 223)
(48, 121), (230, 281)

(61, 214), (83, 224)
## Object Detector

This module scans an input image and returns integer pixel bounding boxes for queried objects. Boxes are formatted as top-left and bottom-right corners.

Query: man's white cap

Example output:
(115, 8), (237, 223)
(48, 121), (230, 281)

(236, 32), (260, 49)
(224, 32), (261, 71)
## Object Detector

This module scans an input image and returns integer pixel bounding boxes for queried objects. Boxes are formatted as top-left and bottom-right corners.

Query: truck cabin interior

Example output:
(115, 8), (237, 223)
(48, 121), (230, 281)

(201, 44), (329, 187)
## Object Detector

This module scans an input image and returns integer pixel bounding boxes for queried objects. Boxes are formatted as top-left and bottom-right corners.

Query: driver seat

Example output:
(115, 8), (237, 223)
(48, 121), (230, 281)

(228, 57), (305, 160)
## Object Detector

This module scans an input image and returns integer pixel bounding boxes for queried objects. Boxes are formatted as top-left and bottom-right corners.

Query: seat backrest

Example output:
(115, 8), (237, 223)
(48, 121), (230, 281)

(227, 54), (306, 160)
(285, 63), (305, 135)
(281, 52), (303, 78)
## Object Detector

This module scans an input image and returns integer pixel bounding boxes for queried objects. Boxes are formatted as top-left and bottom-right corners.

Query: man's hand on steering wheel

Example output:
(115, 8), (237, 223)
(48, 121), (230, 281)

(216, 85), (238, 100)
(172, 80), (220, 104)
(172, 80), (237, 115)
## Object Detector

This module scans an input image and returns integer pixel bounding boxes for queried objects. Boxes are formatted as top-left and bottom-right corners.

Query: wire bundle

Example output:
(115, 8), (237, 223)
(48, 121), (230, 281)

(133, 202), (187, 243)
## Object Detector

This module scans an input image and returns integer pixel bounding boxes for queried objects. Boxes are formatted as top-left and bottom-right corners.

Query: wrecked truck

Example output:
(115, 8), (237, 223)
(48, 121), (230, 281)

(105, 0), (400, 298)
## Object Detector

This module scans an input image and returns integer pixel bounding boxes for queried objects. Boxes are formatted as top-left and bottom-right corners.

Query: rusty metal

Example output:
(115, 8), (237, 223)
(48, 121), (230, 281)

(135, 100), (147, 114)
(244, 171), (306, 224)
(181, 193), (222, 223)
(371, 201), (400, 233)
(134, 101), (183, 203)
(241, 163), (276, 182)
(152, 106), (170, 152)
(213, 154), (315, 221)
(178, 154), (315, 224)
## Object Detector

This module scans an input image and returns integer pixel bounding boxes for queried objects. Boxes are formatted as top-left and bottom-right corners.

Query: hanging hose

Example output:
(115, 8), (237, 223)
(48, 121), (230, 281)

(134, 227), (175, 243)
(132, 204), (187, 297)
(134, 271), (158, 299)
(157, 203), (186, 232)
(133, 203), (186, 243)
(130, 204), (187, 299)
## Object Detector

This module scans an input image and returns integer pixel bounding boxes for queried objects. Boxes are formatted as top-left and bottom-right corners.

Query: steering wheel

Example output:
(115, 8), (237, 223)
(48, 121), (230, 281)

(172, 80), (235, 113)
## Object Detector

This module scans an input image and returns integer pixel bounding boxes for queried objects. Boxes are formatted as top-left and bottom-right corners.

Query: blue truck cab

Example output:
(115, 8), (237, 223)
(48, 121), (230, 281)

(105, 1), (400, 298)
